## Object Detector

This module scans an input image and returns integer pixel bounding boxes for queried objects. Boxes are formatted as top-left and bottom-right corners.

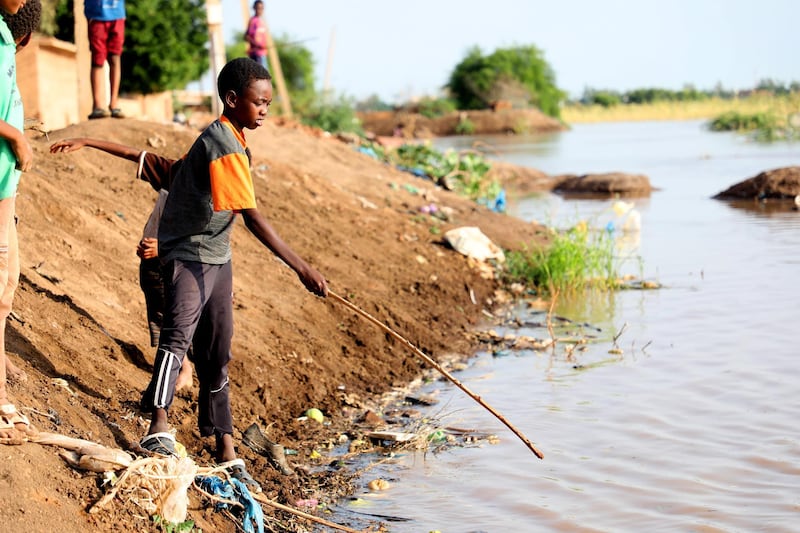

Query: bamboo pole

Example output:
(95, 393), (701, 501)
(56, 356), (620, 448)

(329, 291), (544, 459)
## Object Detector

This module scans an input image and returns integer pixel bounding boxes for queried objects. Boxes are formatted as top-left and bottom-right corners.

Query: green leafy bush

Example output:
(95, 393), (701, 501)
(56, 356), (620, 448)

(390, 144), (499, 204)
(301, 95), (363, 135)
(447, 45), (565, 118)
(708, 111), (776, 131)
(121, 0), (209, 94)
(455, 117), (476, 135)
(417, 97), (457, 119)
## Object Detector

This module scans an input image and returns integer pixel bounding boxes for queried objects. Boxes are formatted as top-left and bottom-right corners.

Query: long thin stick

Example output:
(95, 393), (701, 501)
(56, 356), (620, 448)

(329, 291), (544, 459)
(252, 493), (363, 533)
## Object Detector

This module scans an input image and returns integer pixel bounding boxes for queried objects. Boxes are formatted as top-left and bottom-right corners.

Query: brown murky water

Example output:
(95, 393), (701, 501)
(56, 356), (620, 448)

(339, 121), (800, 532)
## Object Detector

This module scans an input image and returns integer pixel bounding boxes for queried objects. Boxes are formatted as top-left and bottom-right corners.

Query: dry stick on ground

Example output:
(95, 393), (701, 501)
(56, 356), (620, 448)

(252, 493), (365, 533)
(329, 290), (544, 460)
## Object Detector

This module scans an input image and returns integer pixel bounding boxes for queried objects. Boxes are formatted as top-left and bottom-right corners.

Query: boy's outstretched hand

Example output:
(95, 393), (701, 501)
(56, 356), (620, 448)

(49, 138), (88, 153)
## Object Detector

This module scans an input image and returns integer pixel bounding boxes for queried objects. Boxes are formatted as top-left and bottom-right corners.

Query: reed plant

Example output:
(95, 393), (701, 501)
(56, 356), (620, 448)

(503, 222), (618, 294)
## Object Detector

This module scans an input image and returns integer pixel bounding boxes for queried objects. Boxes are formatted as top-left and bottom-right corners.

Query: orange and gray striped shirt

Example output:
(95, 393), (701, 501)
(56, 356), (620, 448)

(158, 116), (256, 265)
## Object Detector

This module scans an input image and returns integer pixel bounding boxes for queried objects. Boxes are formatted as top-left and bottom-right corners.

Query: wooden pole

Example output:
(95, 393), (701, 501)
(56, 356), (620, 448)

(322, 26), (336, 102)
(205, 0), (226, 116)
(262, 15), (293, 118)
(329, 291), (544, 460)
(73, 0), (92, 119)
(240, 0), (250, 28)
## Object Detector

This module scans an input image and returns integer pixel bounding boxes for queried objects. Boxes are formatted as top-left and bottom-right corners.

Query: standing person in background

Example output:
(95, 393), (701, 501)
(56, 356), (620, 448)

(85, 0), (126, 119)
(244, 0), (267, 68)
(0, 0), (41, 446)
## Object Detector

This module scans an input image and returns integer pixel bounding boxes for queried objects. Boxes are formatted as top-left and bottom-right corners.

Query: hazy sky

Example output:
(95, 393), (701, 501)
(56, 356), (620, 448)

(218, 0), (798, 102)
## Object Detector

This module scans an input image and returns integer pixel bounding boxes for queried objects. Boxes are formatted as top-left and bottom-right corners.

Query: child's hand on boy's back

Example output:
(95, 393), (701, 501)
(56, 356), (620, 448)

(137, 237), (158, 259)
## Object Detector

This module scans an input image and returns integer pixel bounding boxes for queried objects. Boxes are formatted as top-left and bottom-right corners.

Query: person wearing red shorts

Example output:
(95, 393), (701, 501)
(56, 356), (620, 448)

(84, 0), (126, 120)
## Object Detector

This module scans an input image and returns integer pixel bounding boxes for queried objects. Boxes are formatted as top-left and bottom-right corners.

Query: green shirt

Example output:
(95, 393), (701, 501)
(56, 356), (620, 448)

(0, 15), (23, 199)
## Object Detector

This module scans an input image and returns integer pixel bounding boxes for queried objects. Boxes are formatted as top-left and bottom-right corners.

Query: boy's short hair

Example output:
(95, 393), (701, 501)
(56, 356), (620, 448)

(217, 57), (271, 99)
(3, 0), (41, 42)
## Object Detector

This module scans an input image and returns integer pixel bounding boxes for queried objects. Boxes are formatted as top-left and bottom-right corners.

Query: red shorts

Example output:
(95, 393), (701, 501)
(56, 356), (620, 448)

(88, 19), (125, 66)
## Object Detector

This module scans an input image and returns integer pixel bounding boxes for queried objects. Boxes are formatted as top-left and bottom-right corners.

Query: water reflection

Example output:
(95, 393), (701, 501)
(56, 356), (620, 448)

(716, 198), (800, 217)
(352, 122), (800, 533)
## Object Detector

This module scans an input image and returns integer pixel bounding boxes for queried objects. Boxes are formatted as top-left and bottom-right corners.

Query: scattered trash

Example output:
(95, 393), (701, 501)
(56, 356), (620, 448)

(242, 423), (294, 476)
(402, 183), (420, 195)
(367, 478), (391, 491)
(294, 498), (319, 508)
(196, 475), (264, 533)
(443, 226), (505, 262)
(305, 408), (324, 423)
(419, 203), (438, 214)
(51, 378), (77, 396)
(427, 430), (446, 443)
(365, 431), (415, 443)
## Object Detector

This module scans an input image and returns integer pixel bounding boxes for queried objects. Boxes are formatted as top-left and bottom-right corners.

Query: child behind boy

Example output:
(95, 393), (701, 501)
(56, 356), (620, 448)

(48, 137), (194, 390)
(0, 0), (41, 445)
(136, 57), (327, 493)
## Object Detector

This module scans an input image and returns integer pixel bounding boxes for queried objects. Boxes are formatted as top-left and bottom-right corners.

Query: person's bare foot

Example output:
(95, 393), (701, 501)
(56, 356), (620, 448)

(5, 357), (27, 384)
(175, 360), (193, 391)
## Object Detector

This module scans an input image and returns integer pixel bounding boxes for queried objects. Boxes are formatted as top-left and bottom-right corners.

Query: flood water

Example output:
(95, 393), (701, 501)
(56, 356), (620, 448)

(337, 120), (800, 532)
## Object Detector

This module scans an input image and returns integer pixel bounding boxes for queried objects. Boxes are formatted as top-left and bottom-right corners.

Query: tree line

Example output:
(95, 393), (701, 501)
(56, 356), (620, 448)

(577, 79), (800, 108)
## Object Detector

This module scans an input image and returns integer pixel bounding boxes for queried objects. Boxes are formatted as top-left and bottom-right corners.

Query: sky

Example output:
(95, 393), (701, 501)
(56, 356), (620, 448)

(215, 0), (799, 103)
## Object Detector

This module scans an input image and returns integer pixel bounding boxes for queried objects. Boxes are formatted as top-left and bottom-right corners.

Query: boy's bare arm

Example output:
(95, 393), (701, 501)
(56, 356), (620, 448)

(0, 119), (32, 172)
(241, 208), (328, 297)
(49, 137), (142, 162)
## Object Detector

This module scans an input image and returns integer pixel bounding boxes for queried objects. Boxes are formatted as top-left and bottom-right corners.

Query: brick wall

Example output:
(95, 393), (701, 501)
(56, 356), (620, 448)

(16, 34), (173, 131)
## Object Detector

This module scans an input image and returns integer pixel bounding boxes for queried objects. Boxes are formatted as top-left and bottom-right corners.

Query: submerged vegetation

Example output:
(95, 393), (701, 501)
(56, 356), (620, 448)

(503, 223), (618, 295)
(501, 201), (649, 295)
(706, 93), (800, 141)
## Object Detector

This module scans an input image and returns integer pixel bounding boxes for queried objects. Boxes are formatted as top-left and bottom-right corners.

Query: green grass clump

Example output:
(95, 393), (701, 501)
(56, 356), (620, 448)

(708, 110), (777, 132)
(503, 223), (618, 294)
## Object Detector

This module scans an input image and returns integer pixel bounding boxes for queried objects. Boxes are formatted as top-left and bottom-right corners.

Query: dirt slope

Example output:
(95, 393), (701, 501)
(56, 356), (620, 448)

(0, 116), (547, 532)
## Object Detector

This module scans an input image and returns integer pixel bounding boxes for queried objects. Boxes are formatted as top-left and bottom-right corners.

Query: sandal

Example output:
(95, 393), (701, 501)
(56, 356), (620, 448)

(139, 431), (178, 457)
(219, 458), (262, 493)
(88, 108), (109, 120)
(110, 108), (125, 119)
(0, 403), (36, 444)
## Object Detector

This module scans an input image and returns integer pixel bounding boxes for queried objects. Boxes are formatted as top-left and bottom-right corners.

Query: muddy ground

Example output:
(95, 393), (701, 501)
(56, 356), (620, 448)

(0, 115), (552, 532)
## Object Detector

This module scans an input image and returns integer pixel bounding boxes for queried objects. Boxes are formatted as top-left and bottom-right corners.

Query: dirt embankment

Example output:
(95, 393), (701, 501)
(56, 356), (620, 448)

(1, 116), (549, 532)
(358, 108), (565, 137)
